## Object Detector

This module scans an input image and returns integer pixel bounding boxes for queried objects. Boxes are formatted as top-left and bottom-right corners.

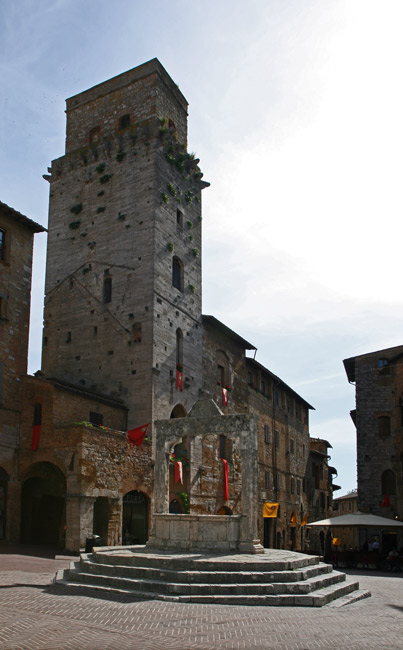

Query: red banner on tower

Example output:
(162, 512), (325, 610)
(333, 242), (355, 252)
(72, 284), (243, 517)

(222, 458), (229, 501)
(222, 388), (228, 407)
(176, 370), (183, 391)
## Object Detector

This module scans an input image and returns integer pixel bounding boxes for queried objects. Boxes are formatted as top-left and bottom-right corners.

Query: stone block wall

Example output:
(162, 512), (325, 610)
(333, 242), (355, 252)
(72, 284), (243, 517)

(17, 375), (152, 551)
(42, 59), (206, 431)
(0, 204), (44, 541)
(353, 347), (403, 520)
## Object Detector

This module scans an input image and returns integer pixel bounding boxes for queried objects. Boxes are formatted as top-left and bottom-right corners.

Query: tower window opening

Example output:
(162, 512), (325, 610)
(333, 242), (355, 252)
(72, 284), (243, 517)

(103, 276), (112, 303)
(172, 256), (184, 292)
(176, 209), (183, 228)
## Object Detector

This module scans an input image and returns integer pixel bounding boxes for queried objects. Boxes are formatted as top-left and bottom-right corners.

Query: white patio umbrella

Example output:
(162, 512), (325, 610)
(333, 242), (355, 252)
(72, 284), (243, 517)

(307, 511), (403, 527)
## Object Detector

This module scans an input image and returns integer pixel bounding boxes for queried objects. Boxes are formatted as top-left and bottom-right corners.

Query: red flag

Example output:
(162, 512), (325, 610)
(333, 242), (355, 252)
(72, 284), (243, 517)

(174, 461), (183, 485)
(176, 370), (183, 391)
(31, 425), (41, 451)
(128, 423), (149, 446)
(222, 458), (228, 501)
(222, 388), (228, 407)
(381, 493), (390, 507)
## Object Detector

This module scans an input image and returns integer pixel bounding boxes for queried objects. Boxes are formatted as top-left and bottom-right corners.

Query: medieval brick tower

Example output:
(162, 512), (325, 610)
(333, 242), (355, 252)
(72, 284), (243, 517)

(42, 59), (207, 429)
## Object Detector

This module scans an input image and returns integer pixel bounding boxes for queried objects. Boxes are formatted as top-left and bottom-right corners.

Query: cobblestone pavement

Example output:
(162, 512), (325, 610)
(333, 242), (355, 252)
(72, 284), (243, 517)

(0, 547), (402, 650)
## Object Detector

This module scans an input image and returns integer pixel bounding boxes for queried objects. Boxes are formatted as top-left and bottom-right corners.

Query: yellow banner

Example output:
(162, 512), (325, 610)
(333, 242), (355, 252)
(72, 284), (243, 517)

(301, 513), (308, 527)
(290, 512), (298, 527)
(263, 502), (279, 518)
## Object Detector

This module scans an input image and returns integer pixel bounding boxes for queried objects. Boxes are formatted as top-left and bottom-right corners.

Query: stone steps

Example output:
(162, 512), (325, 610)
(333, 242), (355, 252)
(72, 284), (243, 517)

(78, 558), (333, 584)
(56, 546), (371, 607)
(65, 565), (345, 596)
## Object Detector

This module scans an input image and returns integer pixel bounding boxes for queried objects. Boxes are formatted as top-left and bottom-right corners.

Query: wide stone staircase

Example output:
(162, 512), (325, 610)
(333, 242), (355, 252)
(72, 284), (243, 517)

(56, 546), (370, 607)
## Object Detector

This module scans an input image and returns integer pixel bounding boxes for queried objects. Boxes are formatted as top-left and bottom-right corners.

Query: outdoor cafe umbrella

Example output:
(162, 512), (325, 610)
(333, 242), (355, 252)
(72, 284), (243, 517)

(307, 511), (403, 527)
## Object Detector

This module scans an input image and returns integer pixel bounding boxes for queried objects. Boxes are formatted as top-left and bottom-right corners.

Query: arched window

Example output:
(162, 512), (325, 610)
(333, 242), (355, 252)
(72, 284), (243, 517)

(172, 256), (183, 292)
(381, 469), (396, 495)
(176, 328), (183, 366)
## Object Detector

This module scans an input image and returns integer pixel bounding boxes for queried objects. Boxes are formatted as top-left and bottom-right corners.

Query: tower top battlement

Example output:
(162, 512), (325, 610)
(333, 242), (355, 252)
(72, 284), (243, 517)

(65, 58), (188, 154)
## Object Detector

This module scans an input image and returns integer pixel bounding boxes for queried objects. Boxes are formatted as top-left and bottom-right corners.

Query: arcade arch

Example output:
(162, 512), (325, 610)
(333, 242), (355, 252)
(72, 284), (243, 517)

(20, 462), (66, 546)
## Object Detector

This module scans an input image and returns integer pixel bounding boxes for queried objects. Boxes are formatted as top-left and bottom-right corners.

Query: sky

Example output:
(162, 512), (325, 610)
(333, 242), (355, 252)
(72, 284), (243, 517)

(2, 0), (403, 495)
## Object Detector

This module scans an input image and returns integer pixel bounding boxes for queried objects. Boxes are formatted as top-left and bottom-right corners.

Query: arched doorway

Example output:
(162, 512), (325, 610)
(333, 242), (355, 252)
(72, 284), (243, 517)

(122, 490), (149, 545)
(0, 467), (9, 540)
(20, 462), (66, 546)
(170, 404), (187, 418)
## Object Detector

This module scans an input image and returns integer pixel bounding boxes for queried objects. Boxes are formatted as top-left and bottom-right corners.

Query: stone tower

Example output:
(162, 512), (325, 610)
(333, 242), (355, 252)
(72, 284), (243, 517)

(42, 59), (208, 429)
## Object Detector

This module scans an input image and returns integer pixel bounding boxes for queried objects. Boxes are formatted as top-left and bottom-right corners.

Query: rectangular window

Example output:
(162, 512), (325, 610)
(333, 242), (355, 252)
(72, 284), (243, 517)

(290, 477), (295, 494)
(90, 411), (103, 426)
(290, 439), (294, 454)
(297, 479), (301, 495)
(378, 415), (391, 437)
(378, 358), (390, 375)
(265, 470), (270, 489)
(0, 229), (5, 260)
(264, 424), (270, 444)
(275, 429), (279, 448)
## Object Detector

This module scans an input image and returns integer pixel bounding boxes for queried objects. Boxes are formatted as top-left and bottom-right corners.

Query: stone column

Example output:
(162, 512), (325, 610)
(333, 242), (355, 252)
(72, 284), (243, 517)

(238, 416), (264, 553)
(107, 497), (121, 546)
(65, 494), (96, 552)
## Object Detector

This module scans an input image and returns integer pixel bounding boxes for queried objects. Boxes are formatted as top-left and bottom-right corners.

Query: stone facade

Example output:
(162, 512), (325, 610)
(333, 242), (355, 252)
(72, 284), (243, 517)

(0, 59), (337, 553)
(344, 346), (403, 551)
(42, 58), (205, 431)
(0, 202), (45, 541)
(17, 375), (151, 551)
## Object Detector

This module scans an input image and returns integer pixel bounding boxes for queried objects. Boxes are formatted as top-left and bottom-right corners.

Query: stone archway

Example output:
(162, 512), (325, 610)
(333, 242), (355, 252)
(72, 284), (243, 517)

(20, 462), (66, 546)
(122, 490), (149, 545)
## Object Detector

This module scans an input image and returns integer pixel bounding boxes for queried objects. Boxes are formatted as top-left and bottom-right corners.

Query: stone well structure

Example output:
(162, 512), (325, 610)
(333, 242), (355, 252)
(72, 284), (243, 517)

(147, 399), (264, 554)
